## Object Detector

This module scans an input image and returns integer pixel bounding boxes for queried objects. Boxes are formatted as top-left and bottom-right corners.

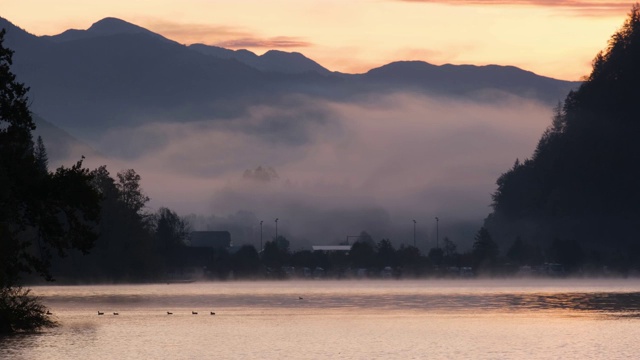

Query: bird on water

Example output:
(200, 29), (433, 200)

(167, 311), (173, 315)
(192, 311), (198, 315)
(97, 311), (104, 315)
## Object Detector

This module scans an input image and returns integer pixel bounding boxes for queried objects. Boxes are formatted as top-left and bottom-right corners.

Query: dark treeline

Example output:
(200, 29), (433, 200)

(47, 167), (190, 283)
(485, 5), (640, 275)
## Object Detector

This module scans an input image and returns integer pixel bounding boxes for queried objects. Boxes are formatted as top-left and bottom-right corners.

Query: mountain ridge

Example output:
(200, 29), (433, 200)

(0, 16), (578, 141)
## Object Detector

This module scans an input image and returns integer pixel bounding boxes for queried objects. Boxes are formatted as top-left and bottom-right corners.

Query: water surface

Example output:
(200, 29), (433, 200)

(2, 279), (640, 359)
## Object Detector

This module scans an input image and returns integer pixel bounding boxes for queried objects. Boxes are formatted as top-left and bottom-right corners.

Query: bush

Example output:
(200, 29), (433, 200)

(0, 287), (56, 334)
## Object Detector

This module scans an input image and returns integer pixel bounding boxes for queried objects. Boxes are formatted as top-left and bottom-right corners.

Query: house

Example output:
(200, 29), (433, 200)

(311, 245), (352, 252)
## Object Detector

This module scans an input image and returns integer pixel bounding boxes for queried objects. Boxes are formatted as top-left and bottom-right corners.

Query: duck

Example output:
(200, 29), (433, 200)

(97, 311), (104, 315)
(298, 297), (304, 300)
(113, 312), (119, 315)
(192, 311), (198, 315)
(46, 310), (52, 315)
(210, 311), (215, 315)
(167, 311), (173, 315)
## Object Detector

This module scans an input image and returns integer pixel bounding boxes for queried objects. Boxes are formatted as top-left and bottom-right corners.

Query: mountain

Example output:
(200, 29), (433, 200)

(189, 44), (331, 75)
(42, 17), (173, 44)
(485, 6), (640, 268)
(359, 61), (574, 104)
(0, 16), (577, 141)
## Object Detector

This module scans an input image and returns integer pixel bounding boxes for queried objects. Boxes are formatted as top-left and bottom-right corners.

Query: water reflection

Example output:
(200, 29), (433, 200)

(33, 280), (640, 318)
(3, 281), (640, 360)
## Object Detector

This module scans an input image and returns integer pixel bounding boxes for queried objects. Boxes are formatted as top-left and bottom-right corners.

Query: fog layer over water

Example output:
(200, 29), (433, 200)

(3, 280), (640, 360)
(74, 93), (551, 248)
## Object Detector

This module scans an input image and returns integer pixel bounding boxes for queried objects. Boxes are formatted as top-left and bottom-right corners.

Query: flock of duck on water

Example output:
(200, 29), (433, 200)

(45, 296), (305, 317)
(44, 310), (216, 316)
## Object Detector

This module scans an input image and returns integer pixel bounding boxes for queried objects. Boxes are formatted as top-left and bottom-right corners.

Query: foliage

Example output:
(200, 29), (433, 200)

(0, 29), (101, 288)
(34, 136), (48, 173)
(485, 5), (640, 264)
(376, 239), (396, 267)
(0, 287), (55, 333)
(472, 227), (498, 271)
(232, 245), (261, 278)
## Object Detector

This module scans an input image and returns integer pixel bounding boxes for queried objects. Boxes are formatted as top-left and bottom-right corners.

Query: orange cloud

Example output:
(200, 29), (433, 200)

(143, 19), (311, 49)
(213, 36), (312, 49)
(397, 0), (632, 15)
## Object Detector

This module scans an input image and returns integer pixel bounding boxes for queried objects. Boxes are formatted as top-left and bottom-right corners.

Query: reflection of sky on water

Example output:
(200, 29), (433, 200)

(33, 280), (640, 317)
(4, 280), (640, 360)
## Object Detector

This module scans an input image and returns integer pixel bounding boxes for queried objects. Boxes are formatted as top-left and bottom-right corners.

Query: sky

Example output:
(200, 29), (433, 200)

(5, 0), (635, 248)
(3, 0), (633, 80)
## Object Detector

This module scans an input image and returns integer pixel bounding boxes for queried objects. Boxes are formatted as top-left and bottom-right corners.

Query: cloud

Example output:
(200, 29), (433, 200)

(396, 0), (631, 16)
(78, 92), (552, 250)
(213, 36), (312, 49)
(143, 19), (311, 49)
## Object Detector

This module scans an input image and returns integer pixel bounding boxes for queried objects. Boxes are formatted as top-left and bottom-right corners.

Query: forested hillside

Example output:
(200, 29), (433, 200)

(486, 6), (640, 270)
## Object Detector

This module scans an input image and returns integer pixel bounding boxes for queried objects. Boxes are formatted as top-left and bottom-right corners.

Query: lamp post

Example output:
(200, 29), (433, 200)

(275, 218), (279, 240)
(412, 219), (416, 248)
(260, 220), (263, 251)
(435, 217), (439, 249)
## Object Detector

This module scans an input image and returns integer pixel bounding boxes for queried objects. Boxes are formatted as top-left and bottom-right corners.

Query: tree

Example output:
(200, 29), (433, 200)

(485, 5), (640, 267)
(0, 30), (101, 333)
(376, 239), (396, 267)
(428, 247), (444, 266)
(232, 245), (260, 278)
(442, 237), (458, 266)
(472, 227), (499, 272)
(154, 207), (189, 251)
(116, 169), (149, 215)
(34, 136), (48, 174)
(349, 240), (375, 269)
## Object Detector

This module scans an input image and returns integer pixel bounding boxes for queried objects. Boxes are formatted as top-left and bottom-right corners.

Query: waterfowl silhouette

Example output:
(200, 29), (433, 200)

(46, 310), (52, 315)
(97, 311), (104, 315)
(167, 311), (173, 315)
(298, 297), (303, 300)
(210, 311), (215, 315)
(113, 312), (119, 315)
(192, 311), (198, 315)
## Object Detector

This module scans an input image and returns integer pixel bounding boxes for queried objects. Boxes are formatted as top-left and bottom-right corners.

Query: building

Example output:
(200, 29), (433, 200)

(311, 245), (352, 252)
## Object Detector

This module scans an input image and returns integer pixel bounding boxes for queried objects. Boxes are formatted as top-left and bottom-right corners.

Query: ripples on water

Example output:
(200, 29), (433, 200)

(2, 279), (640, 359)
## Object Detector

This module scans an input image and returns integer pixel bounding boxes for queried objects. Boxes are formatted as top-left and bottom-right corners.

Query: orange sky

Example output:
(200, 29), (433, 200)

(3, 0), (633, 80)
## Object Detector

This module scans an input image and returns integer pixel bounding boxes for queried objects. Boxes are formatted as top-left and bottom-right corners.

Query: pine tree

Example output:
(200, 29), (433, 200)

(34, 136), (48, 173)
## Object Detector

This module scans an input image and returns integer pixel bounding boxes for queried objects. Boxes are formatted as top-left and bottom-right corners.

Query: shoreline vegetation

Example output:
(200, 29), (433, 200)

(3, 4), (640, 334)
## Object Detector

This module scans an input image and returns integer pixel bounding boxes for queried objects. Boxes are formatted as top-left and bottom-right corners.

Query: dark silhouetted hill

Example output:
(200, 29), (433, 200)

(359, 61), (574, 104)
(485, 6), (640, 267)
(189, 44), (330, 75)
(1, 16), (577, 140)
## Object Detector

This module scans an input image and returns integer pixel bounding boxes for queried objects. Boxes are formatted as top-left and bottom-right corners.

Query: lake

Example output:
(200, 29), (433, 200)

(2, 279), (640, 359)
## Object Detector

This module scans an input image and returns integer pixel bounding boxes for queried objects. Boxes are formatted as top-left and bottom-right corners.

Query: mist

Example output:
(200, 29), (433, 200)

(68, 92), (552, 251)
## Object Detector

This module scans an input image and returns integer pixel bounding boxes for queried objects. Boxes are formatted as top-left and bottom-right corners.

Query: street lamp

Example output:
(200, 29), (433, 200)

(435, 217), (439, 249)
(275, 218), (279, 240)
(260, 220), (263, 251)
(412, 219), (417, 248)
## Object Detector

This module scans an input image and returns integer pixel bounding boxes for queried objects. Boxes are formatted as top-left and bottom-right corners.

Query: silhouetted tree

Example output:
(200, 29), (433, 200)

(0, 30), (100, 333)
(116, 169), (150, 215)
(472, 227), (498, 272)
(376, 239), (396, 267)
(428, 247), (444, 267)
(442, 236), (459, 266)
(349, 241), (375, 269)
(548, 238), (584, 271)
(485, 5), (640, 269)
(232, 245), (260, 278)
(33, 136), (48, 174)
